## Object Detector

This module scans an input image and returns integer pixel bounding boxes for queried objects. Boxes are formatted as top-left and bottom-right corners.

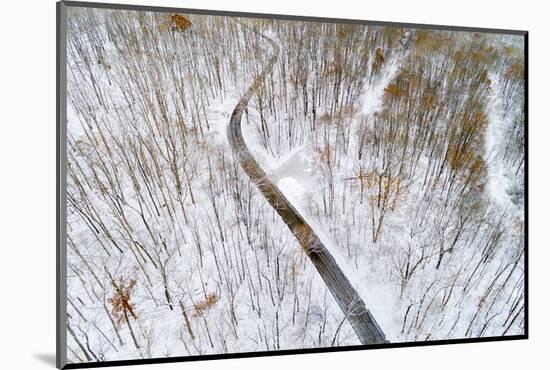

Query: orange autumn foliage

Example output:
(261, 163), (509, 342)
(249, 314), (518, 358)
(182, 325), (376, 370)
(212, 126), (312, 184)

(193, 293), (218, 317)
(170, 14), (192, 32)
(108, 276), (137, 326)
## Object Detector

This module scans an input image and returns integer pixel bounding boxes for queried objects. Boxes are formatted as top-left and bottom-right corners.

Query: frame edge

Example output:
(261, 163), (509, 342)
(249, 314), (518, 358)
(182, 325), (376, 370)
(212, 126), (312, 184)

(57, 1), (68, 369)
(61, 0), (527, 35)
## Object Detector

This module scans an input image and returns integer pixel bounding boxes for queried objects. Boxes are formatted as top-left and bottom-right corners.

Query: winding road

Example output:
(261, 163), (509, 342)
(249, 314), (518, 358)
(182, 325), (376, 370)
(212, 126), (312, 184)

(227, 30), (387, 345)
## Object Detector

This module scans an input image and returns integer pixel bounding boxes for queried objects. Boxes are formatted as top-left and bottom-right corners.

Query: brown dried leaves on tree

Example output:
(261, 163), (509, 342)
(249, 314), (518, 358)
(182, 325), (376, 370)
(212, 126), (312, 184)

(108, 276), (138, 326)
(193, 293), (218, 317)
(170, 14), (192, 32)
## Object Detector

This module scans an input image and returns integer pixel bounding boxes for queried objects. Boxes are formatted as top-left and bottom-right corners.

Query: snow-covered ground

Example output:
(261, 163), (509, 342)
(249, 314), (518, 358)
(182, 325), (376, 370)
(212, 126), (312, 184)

(485, 73), (524, 218)
(242, 31), (525, 343)
(65, 7), (525, 364)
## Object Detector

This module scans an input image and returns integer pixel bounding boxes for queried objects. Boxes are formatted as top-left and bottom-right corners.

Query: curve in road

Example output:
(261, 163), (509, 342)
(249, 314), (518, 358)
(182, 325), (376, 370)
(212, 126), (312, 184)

(227, 29), (388, 345)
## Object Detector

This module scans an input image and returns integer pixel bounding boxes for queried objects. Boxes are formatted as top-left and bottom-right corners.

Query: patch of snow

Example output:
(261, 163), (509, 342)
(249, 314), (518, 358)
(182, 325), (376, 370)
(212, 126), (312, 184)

(360, 60), (400, 117)
(205, 93), (239, 147)
(484, 76), (516, 212)
(277, 175), (401, 342)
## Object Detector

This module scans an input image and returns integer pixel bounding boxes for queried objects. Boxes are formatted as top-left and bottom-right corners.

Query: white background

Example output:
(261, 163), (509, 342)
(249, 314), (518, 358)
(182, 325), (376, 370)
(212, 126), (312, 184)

(0, 0), (547, 368)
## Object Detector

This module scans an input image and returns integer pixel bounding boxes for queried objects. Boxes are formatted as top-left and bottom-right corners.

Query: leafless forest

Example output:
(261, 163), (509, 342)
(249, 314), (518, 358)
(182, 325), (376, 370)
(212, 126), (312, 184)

(65, 7), (525, 364)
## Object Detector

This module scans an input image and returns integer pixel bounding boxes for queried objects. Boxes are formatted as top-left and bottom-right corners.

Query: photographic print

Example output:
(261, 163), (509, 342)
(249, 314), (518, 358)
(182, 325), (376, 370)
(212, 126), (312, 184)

(57, 1), (527, 368)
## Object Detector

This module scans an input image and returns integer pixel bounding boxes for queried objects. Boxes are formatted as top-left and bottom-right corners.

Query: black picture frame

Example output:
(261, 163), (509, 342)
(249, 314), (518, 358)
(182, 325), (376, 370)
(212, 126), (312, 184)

(57, 1), (528, 368)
